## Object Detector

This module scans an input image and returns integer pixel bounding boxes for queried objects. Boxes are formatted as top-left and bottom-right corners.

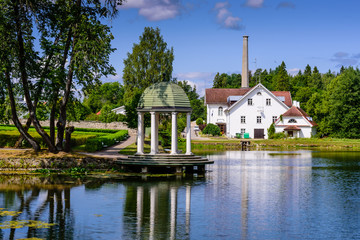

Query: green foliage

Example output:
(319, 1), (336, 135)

(63, 167), (88, 175)
(320, 67), (360, 138)
(83, 82), (125, 113)
(272, 132), (287, 139)
(267, 123), (275, 139)
(196, 118), (204, 126)
(202, 123), (221, 136)
(122, 27), (174, 128)
(274, 61), (290, 91)
(84, 130), (128, 152)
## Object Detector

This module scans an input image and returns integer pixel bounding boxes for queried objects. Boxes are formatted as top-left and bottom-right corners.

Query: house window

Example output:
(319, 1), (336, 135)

(266, 98), (271, 106)
(288, 119), (297, 123)
(241, 129), (246, 134)
(272, 116), (277, 123)
(257, 92), (262, 96)
(257, 116), (262, 124)
(241, 116), (246, 124)
(218, 107), (223, 116)
(248, 98), (253, 105)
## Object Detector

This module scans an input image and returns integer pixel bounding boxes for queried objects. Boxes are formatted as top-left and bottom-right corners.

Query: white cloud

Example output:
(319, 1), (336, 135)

(287, 68), (300, 76)
(244, 0), (264, 8)
(214, 1), (244, 30)
(119, 0), (182, 21)
(331, 52), (359, 67)
(276, 2), (295, 9)
(174, 72), (216, 96)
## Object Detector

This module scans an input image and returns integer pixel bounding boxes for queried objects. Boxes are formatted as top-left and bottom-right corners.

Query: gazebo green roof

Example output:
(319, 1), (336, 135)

(137, 81), (191, 112)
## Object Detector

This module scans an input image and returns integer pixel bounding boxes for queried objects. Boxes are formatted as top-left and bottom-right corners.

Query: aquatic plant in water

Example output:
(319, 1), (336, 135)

(0, 208), (22, 217)
(0, 220), (55, 229)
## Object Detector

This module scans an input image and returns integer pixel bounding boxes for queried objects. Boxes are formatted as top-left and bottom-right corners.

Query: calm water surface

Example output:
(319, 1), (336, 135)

(1, 150), (360, 240)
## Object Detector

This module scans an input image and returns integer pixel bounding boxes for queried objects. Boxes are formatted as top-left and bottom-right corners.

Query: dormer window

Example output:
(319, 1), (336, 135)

(248, 99), (253, 105)
(218, 107), (223, 116)
(288, 119), (297, 123)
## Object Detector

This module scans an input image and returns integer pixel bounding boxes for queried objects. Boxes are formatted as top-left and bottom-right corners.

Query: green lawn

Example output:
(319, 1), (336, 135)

(0, 125), (128, 152)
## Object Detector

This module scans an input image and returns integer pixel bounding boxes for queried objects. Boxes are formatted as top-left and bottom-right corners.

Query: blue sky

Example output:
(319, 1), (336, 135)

(104, 0), (360, 95)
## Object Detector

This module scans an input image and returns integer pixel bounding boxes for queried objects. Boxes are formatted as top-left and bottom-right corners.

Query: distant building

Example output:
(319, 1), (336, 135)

(205, 83), (292, 138)
(111, 106), (126, 116)
(274, 103), (317, 138)
(204, 36), (316, 139)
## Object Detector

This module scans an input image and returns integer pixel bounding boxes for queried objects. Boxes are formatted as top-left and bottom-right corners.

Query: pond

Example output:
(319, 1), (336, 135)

(1, 150), (360, 240)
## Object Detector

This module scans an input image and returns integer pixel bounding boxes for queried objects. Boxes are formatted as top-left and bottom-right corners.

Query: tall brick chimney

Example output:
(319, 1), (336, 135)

(241, 36), (249, 88)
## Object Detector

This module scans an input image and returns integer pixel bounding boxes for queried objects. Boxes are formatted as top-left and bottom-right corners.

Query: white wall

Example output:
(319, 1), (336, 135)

(275, 116), (316, 138)
(207, 104), (227, 124)
(228, 87), (288, 138)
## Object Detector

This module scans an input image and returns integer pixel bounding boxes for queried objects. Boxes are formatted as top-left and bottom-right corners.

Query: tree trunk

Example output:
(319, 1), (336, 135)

(5, 70), (40, 151)
(13, 1), (57, 153)
(14, 32), (62, 148)
(14, 117), (31, 148)
(64, 126), (74, 152)
(50, 100), (57, 145)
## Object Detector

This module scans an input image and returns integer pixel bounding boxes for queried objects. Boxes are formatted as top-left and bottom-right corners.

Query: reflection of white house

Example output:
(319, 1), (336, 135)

(205, 83), (292, 138)
(274, 103), (317, 138)
(111, 106), (126, 115)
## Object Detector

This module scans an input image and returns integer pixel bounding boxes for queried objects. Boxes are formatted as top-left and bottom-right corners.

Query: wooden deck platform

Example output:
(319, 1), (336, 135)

(115, 154), (214, 174)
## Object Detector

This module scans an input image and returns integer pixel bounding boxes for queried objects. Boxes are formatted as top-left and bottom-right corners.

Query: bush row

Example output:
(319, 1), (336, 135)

(84, 130), (129, 152)
(0, 124), (120, 134)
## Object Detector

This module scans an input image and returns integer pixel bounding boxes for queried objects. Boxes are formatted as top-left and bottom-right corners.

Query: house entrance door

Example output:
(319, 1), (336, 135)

(218, 124), (226, 134)
(254, 129), (264, 139)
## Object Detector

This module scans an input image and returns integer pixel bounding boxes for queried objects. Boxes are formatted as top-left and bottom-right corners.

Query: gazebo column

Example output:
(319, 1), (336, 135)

(186, 112), (192, 155)
(155, 112), (159, 153)
(171, 112), (178, 155)
(150, 111), (157, 155)
(136, 112), (144, 155)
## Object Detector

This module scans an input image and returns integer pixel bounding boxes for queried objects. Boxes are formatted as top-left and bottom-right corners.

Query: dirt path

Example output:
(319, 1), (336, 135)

(191, 121), (211, 140)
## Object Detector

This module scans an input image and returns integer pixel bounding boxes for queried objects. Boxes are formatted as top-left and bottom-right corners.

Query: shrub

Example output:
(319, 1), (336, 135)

(199, 124), (206, 131)
(196, 118), (203, 126)
(202, 123), (220, 136)
(84, 130), (128, 152)
(272, 132), (286, 139)
(267, 123), (275, 139)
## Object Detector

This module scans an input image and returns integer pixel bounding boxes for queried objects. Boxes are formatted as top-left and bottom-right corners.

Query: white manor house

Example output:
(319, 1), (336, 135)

(205, 36), (317, 139)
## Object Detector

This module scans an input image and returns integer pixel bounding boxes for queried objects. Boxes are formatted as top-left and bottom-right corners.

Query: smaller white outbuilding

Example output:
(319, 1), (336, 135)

(111, 106), (126, 115)
(274, 102), (317, 138)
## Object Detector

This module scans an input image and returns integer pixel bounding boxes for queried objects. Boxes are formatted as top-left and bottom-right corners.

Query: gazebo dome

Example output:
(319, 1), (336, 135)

(137, 81), (191, 112)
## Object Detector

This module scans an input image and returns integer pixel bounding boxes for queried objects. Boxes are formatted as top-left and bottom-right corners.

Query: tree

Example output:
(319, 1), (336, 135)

(0, 0), (122, 152)
(274, 61), (290, 91)
(84, 82), (125, 113)
(123, 27), (174, 128)
(309, 66), (323, 89)
(212, 72), (227, 88)
(320, 67), (360, 138)
(177, 80), (205, 120)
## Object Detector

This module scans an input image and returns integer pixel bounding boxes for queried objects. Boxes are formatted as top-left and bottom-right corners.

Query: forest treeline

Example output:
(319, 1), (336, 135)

(213, 63), (360, 138)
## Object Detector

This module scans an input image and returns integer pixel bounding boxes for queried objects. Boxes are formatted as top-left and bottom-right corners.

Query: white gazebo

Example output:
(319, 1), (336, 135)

(136, 81), (193, 155)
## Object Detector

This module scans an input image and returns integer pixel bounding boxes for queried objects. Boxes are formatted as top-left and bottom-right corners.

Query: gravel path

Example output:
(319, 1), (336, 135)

(79, 132), (137, 159)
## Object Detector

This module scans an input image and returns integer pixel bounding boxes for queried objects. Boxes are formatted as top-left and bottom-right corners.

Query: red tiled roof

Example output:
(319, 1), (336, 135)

(284, 125), (301, 131)
(271, 91), (292, 107)
(205, 88), (292, 107)
(282, 106), (317, 126)
(205, 88), (251, 104)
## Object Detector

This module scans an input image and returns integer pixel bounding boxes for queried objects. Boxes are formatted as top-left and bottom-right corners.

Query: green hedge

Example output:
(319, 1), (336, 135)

(84, 130), (128, 152)
(0, 132), (47, 148)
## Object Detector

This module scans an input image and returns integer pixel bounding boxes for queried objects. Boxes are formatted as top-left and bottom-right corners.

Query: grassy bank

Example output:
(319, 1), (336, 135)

(0, 124), (128, 152)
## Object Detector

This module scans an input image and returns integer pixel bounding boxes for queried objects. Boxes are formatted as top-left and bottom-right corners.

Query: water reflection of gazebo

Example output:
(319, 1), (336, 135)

(117, 82), (213, 173)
